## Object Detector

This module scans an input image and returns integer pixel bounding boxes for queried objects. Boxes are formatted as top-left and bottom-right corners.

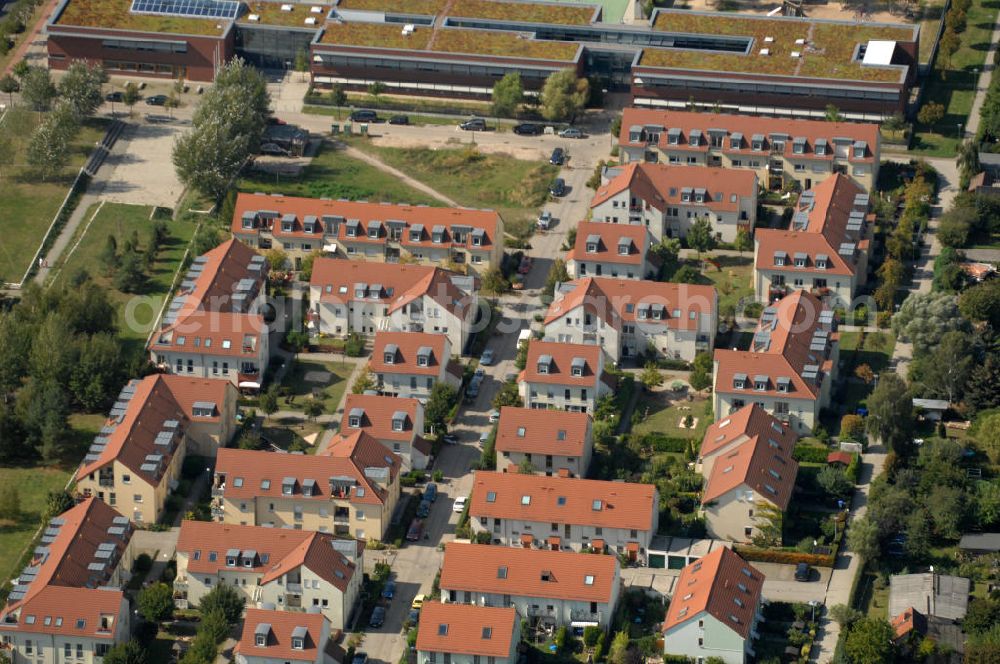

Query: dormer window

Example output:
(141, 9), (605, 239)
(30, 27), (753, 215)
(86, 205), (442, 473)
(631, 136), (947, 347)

(667, 128), (680, 145)
(751, 134), (765, 151)
(754, 375), (768, 391)
(681, 188), (692, 203)
(537, 355), (552, 374)
(417, 347), (431, 367)
(777, 377), (791, 393)
(354, 283), (366, 298)
(733, 373), (747, 390)
(291, 627), (306, 650)
(853, 141), (867, 159)
(586, 238), (599, 253)
(349, 416), (361, 428)
(774, 251), (786, 267)
(471, 229), (485, 246)
(432, 226), (445, 244)
(254, 624), (270, 647)
(281, 214), (295, 233)
(792, 138), (806, 154)
(816, 254), (828, 270)
(384, 352), (394, 364)
(794, 253), (807, 268)
(617, 239), (630, 256)
(694, 189), (705, 204)
(392, 412), (407, 432)
(256, 634), (266, 646)
(242, 212), (255, 230)
(815, 139), (827, 156)
(571, 358), (585, 377)
(729, 133), (742, 149)
(689, 130), (700, 147)
(282, 478), (295, 495)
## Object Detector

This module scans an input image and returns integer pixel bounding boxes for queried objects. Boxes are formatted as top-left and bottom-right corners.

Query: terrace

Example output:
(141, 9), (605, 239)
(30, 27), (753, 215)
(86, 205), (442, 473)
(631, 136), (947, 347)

(238, 1), (332, 28)
(54, 0), (228, 35)
(447, 0), (597, 25)
(334, 0), (447, 15)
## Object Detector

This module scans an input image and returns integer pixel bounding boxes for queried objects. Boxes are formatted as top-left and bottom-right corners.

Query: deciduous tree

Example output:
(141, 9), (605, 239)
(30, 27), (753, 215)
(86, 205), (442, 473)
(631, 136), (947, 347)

(865, 373), (913, 455)
(20, 66), (56, 112)
(138, 583), (174, 622)
(491, 72), (523, 118)
(539, 68), (588, 122)
(687, 218), (716, 257)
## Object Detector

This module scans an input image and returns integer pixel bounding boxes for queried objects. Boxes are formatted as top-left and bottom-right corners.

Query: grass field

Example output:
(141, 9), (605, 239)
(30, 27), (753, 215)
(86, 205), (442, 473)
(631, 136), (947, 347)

(53, 202), (197, 351)
(911, 0), (999, 156)
(0, 108), (108, 283)
(279, 358), (354, 416)
(696, 255), (755, 317)
(0, 467), (73, 588)
(240, 141), (439, 205)
(633, 392), (712, 439)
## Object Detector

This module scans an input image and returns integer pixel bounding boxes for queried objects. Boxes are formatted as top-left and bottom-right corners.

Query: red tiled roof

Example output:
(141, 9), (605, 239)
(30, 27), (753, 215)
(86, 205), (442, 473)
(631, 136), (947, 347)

(440, 542), (617, 603)
(520, 340), (604, 387)
(700, 404), (797, 459)
(470, 471), (656, 531)
(340, 394), (421, 442)
(701, 430), (799, 509)
(827, 451), (854, 466)
(416, 603), (517, 658)
(570, 221), (652, 266)
(216, 436), (399, 506)
(620, 109), (878, 163)
(369, 331), (450, 377)
(233, 192), (501, 249)
(176, 521), (356, 591)
(150, 311), (266, 358)
(662, 548), (764, 639)
(495, 407), (591, 457)
(592, 162), (756, 212)
(545, 277), (716, 332)
(0, 586), (126, 639)
(891, 607), (927, 639)
(236, 608), (327, 661)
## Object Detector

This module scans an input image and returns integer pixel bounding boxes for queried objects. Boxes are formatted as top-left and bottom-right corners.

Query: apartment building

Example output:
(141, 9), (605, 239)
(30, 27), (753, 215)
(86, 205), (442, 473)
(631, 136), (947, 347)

(517, 340), (613, 414)
(0, 499), (134, 664)
(174, 521), (362, 629)
(75, 375), (236, 524)
(662, 548), (765, 664)
(590, 163), (757, 243)
(340, 394), (431, 471)
(698, 405), (799, 543)
(565, 221), (659, 280)
(544, 277), (717, 363)
(495, 407), (593, 478)
(468, 471), (659, 563)
(619, 109), (880, 193)
(369, 331), (462, 401)
(754, 174), (874, 306)
(232, 192), (504, 273)
(440, 542), (620, 631)
(416, 603), (520, 664)
(308, 259), (478, 355)
(713, 290), (839, 435)
(149, 238), (272, 390)
(235, 609), (334, 664)
(213, 432), (401, 541)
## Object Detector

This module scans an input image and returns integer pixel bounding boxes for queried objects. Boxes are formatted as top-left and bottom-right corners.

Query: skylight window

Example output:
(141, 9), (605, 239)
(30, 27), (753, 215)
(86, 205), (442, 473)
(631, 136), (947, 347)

(482, 627), (492, 639)
(486, 491), (496, 503)
(438, 624), (448, 636)
(584, 575), (595, 585)
(521, 495), (531, 506)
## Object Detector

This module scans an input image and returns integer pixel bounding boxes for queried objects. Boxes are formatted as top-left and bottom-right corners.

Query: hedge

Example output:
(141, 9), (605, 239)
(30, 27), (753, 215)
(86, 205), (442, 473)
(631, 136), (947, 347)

(733, 544), (836, 568)
(639, 433), (689, 454)
(793, 445), (830, 464)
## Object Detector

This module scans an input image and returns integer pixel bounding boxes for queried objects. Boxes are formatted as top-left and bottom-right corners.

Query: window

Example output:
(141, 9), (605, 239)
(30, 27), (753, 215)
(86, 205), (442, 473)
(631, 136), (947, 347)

(77, 644), (83, 659)
(291, 637), (304, 650)
(25, 641), (32, 655)
(66, 644), (72, 658)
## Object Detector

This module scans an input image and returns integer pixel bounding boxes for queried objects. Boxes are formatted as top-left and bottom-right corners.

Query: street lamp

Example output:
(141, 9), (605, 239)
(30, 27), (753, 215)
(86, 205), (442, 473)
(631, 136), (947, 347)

(973, 67), (979, 93)
(958, 123), (964, 140)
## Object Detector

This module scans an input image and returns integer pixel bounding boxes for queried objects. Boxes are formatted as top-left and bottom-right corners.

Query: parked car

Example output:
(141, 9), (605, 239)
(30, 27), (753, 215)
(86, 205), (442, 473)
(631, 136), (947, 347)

(480, 349), (496, 365)
(369, 606), (386, 627)
(389, 115), (409, 125)
(489, 409), (500, 423)
(407, 608), (421, 624)
(352, 653), (368, 664)
(794, 563), (812, 582)
(549, 178), (566, 197)
(559, 127), (584, 139)
(460, 117), (486, 131)
(513, 123), (544, 136)
(144, 94), (168, 106)
(350, 109), (379, 122)
(406, 518), (424, 541)
(259, 143), (290, 156)
(474, 367), (486, 379)
(537, 211), (552, 230)
(479, 431), (490, 445)
(441, 433), (459, 445)
(382, 579), (397, 599)
(424, 482), (438, 502)
(518, 256), (533, 274)
(416, 499), (431, 518)
(105, 91), (124, 102)
(550, 147), (565, 165)
(466, 383), (480, 399)
(453, 496), (468, 513)
(411, 594), (426, 610)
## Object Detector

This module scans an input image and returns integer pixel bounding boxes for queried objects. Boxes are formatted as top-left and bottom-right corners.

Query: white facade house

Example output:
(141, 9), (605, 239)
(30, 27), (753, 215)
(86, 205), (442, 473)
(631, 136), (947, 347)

(517, 340), (613, 414)
(565, 221), (659, 280)
(495, 407), (593, 478)
(235, 609), (334, 664)
(416, 603), (520, 664)
(369, 331), (462, 400)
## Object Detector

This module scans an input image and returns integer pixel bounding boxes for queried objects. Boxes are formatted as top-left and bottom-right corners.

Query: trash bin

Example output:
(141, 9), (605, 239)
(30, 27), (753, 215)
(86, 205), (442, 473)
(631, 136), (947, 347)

(359, 123), (369, 136)
(330, 124), (340, 135)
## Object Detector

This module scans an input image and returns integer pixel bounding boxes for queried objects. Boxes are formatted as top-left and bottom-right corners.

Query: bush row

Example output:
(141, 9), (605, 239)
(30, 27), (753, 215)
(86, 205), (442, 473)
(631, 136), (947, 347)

(733, 544), (836, 567)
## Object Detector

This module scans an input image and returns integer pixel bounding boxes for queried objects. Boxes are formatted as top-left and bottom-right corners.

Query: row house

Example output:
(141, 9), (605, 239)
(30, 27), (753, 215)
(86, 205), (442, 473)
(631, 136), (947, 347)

(308, 259), (478, 355)
(232, 192), (504, 274)
(495, 407), (593, 478)
(149, 238), (272, 390)
(369, 331), (463, 401)
(590, 163), (757, 243)
(75, 375), (237, 525)
(517, 340), (613, 414)
(0, 499), (134, 664)
(440, 542), (620, 632)
(544, 277), (717, 363)
(212, 430), (401, 541)
(662, 548), (765, 664)
(698, 405), (799, 543)
(174, 521), (362, 629)
(713, 290), (839, 435)
(619, 108), (880, 193)
(754, 174), (873, 306)
(235, 608), (334, 664)
(341, 393), (431, 470)
(468, 471), (659, 563)
(416, 603), (520, 664)
(565, 221), (659, 281)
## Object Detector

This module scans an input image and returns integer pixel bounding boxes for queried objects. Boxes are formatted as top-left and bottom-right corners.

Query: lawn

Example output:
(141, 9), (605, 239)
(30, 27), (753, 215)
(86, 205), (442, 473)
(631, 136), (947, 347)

(52, 202), (197, 352)
(632, 390), (712, 439)
(348, 142), (558, 240)
(0, 109), (108, 283)
(839, 330), (896, 373)
(696, 255), (755, 317)
(240, 141), (439, 205)
(0, 466), (73, 588)
(278, 358), (354, 415)
(911, 0), (999, 156)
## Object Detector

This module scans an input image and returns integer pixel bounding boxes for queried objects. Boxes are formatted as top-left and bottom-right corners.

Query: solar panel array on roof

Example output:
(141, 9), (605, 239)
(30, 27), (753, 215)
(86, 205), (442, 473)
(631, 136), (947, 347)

(130, 0), (240, 18)
(802, 364), (820, 380)
(752, 330), (771, 352)
(818, 311), (834, 324)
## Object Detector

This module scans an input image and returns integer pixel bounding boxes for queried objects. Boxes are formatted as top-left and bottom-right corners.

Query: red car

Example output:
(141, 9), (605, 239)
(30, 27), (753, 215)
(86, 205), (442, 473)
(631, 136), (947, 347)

(406, 518), (424, 541)
(518, 257), (533, 275)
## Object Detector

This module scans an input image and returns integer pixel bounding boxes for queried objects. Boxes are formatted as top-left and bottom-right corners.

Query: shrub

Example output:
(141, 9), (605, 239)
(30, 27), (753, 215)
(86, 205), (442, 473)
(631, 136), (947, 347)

(839, 414), (865, 442)
(344, 333), (365, 357)
(583, 625), (601, 647)
(733, 545), (835, 567)
(793, 445), (830, 464)
(133, 553), (153, 573)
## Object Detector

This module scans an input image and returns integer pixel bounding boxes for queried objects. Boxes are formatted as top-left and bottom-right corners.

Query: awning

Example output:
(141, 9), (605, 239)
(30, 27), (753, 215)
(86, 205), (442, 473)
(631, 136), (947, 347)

(547, 536), (561, 546)
(591, 539), (605, 551)
(520, 534), (534, 545)
(626, 541), (640, 553)
(323, 243), (338, 254)
(238, 381), (262, 389)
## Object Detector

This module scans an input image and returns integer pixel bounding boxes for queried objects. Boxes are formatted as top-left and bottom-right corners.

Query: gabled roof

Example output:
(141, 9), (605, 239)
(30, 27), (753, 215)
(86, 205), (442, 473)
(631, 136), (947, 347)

(494, 407), (591, 457)
(891, 607), (927, 640)
(662, 548), (764, 639)
(520, 340), (603, 386)
(440, 542), (617, 603)
(0, 586), (125, 639)
(369, 331), (449, 377)
(340, 394), (421, 442)
(545, 277), (715, 331)
(416, 603), (517, 659)
(699, 404), (797, 459)
(592, 162), (756, 212)
(469, 471), (656, 531)
(569, 221), (653, 266)
(176, 521), (357, 592)
(701, 427), (799, 510)
(235, 608), (327, 662)
(216, 437), (399, 506)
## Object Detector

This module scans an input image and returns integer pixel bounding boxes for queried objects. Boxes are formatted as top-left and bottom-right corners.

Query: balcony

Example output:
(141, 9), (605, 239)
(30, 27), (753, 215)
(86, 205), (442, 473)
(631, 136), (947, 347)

(333, 513), (350, 524)
(570, 609), (602, 623)
(527, 607), (556, 618)
(286, 582), (303, 594)
(211, 487), (225, 497)
(98, 478), (115, 488)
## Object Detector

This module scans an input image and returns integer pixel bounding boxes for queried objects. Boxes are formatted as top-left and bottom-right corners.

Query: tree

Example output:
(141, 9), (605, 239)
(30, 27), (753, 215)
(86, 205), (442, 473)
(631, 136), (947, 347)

(927, 484), (965, 539)
(937, 29), (960, 70)
(198, 583), (245, 623)
(539, 68), (588, 122)
(351, 365), (376, 394)
(492, 381), (522, 409)
(825, 104), (844, 122)
(846, 515), (881, 562)
(102, 641), (147, 664)
(687, 218), (716, 257)
(606, 631), (631, 664)
(172, 121), (251, 201)
(817, 466), (853, 500)
(840, 414), (865, 442)
(58, 61), (107, 120)
(640, 362), (663, 390)
(0, 74), (18, 108)
(966, 356), (1000, 413)
(259, 385), (279, 422)
(937, 204), (977, 248)
(114, 250), (147, 293)
(542, 259), (569, 299)
(517, 456), (535, 474)
(20, 66), (56, 112)
(830, 604), (864, 629)
(734, 227), (753, 255)
(26, 111), (73, 180)
(137, 583), (174, 622)
(480, 267), (509, 296)
(44, 490), (75, 521)
(960, 280), (1000, 328)
(882, 112), (906, 136)
(265, 248), (288, 272)
(917, 100), (946, 125)
(122, 82), (141, 114)
(865, 373), (913, 455)
(329, 83), (347, 117)
(491, 72), (523, 118)
(914, 330), (973, 403)
(299, 250), (322, 281)
(892, 292), (965, 356)
(70, 332), (124, 411)
(957, 139), (980, 188)
(367, 81), (386, 103)
(0, 485), (21, 521)
(303, 398), (324, 423)
(689, 351), (712, 391)
(844, 618), (896, 664)
(854, 363), (875, 384)
(424, 382), (457, 433)
(965, 598), (1000, 636)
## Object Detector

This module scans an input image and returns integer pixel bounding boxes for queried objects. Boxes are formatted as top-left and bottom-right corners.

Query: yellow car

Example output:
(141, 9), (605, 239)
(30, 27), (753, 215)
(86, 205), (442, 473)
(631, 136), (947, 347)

(411, 594), (426, 611)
